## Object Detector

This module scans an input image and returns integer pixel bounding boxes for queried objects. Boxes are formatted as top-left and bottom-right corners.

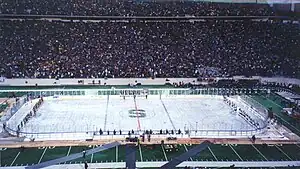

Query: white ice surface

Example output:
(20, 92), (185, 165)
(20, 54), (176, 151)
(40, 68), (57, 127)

(105, 97), (173, 131)
(21, 95), (255, 135)
(22, 97), (107, 133)
(162, 97), (251, 131)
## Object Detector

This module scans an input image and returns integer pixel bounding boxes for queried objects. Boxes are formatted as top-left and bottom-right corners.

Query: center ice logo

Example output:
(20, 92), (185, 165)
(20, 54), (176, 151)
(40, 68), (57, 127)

(128, 109), (146, 118)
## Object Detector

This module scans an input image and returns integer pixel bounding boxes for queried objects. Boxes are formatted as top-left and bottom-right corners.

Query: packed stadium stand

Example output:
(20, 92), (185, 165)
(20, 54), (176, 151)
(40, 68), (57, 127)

(0, 1), (299, 80)
(0, 1), (275, 16)
(0, 1), (300, 169)
(0, 20), (299, 79)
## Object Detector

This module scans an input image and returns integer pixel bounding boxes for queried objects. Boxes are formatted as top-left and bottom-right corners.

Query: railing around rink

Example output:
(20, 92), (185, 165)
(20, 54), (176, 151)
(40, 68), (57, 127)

(1, 95), (28, 132)
(1, 88), (272, 139)
(0, 87), (271, 97)
(4, 127), (264, 140)
(235, 95), (269, 131)
(240, 95), (269, 119)
(0, 95), (28, 133)
(1, 95), (28, 122)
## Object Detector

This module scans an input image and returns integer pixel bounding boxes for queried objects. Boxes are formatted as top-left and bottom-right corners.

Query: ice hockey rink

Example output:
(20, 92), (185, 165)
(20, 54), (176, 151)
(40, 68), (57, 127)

(19, 95), (258, 136)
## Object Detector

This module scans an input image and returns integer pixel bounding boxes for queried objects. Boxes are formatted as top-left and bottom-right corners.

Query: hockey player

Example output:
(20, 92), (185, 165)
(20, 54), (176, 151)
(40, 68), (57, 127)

(82, 150), (86, 159)
(84, 161), (88, 169)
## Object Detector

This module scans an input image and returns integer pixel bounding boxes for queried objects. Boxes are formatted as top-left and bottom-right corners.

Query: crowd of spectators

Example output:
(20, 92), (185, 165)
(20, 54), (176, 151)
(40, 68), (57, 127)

(0, 19), (299, 79)
(0, 1), (275, 16)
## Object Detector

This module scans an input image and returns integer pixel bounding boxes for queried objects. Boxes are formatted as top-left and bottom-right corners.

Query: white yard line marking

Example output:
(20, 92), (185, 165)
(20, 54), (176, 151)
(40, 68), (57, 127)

(275, 145), (293, 161)
(38, 147), (48, 164)
(251, 144), (268, 161)
(10, 152), (20, 166)
(90, 145), (95, 163)
(183, 144), (193, 161)
(66, 146), (72, 156)
(161, 144), (168, 161)
(116, 145), (118, 162)
(139, 144), (143, 162)
(296, 144), (300, 149)
(208, 146), (218, 161)
(229, 145), (243, 161)
(64, 146), (72, 164)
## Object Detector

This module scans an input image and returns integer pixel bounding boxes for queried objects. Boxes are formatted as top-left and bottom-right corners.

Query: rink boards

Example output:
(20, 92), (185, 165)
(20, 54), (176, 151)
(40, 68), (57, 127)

(8, 95), (271, 140)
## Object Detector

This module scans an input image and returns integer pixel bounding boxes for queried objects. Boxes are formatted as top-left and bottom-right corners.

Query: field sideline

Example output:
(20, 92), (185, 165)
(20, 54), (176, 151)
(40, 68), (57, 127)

(1, 143), (300, 167)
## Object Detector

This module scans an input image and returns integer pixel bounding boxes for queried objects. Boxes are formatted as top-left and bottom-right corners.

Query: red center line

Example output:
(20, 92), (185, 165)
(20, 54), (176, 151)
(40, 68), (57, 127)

(134, 98), (141, 131)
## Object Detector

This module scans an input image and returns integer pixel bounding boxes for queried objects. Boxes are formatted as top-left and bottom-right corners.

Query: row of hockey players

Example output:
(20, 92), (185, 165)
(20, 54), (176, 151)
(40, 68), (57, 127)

(3, 97), (44, 136)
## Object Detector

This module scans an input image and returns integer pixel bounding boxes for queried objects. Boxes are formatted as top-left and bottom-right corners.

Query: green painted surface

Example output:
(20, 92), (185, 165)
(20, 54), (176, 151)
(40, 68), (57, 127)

(0, 92), (27, 98)
(140, 145), (165, 162)
(92, 146), (116, 163)
(68, 146), (91, 163)
(186, 144), (216, 161)
(40, 147), (68, 163)
(0, 148), (19, 166)
(209, 144), (240, 161)
(136, 145), (142, 162)
(117, 145), (126, 162)
(1, 144), (300, 167)
(231, 145), (265, 161)
(276, 144), (300, 161)
(254, 145), (289, 161)
(14, 147), (43, 166)
(0, 104), (8, 111)
(163, 144), (186, 161)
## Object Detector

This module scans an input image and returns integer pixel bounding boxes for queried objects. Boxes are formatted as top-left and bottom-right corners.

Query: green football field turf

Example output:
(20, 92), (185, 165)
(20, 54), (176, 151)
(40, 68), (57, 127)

(1, 144), (300, 167)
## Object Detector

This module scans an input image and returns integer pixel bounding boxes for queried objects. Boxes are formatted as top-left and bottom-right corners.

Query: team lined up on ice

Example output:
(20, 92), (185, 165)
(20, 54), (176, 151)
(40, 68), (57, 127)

(223, 96), (261, 129)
